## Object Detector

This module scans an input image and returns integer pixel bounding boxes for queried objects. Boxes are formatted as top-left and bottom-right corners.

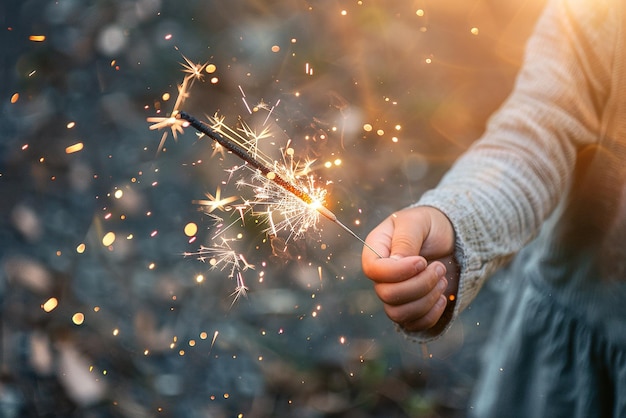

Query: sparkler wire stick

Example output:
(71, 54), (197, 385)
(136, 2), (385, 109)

(177, 111), (382, 258)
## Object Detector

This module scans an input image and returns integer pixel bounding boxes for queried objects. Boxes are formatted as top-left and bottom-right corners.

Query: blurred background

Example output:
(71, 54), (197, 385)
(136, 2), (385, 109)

(1, 0), (546, 416)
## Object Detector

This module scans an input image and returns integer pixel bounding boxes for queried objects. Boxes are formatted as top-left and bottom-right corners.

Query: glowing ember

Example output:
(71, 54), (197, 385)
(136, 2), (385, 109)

(184, 222), (198, 237)
(72, 313), (85, 325)
(193, 187), (238, 213)
(42, 298), (58, 312)
(102, 232), (116, 246)
(65, 142), (84, 154)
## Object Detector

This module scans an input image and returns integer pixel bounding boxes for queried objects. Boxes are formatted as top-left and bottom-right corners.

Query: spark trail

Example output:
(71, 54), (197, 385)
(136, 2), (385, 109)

(177, 111), (382, 258)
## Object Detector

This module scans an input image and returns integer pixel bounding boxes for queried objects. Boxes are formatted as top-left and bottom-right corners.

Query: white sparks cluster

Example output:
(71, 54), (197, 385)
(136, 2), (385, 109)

(184, 238), (253, 304)
(240, 157), (327, 242)
(147, 55), (208, 154)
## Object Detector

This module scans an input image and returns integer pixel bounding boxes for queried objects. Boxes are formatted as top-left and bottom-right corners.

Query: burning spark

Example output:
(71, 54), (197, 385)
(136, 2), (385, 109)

(180, 55), (208, 83)
(238, 121), (272, 158)
(192, 187), (238, 213)
(184, 222), (198, 237)
(185, 237), (253, 279)
(147, 55), (206, 154)
(185, 238), (255, 302)
(65, 142), (84, 154)
(209, 330), (219, 354)
(42, 298), (58, 312)
(211, 142), (226, 159)
(230, 272), (248, 306)
(147, 113), (187, 138)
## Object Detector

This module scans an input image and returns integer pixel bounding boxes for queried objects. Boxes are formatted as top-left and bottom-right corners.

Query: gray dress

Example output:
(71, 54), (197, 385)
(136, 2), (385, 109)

(468, 236), (626, 417)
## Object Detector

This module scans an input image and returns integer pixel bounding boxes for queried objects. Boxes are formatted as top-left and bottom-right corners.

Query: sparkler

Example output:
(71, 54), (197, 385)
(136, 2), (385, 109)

(177, 111), (382, 258)
(148, 56), (381, 302)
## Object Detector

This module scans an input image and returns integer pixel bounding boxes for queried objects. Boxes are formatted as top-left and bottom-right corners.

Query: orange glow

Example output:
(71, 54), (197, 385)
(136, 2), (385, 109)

(29, 35), (46, 42)
(42, 298), (58, 312)
(65, 142), (84, 154)
(184, 222), (198, 236)
(102, 232), (116, 246)
(72, 312), (85, 325)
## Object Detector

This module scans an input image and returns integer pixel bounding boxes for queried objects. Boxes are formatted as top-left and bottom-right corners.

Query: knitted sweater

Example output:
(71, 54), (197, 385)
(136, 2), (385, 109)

(412, 0), (626, 342)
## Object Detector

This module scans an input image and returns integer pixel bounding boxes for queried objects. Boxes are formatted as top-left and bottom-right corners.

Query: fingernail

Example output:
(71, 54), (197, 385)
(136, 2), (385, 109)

(415, 259), (427, 270)
(435, 264), (446, 277)
(437, 278), (448, 291)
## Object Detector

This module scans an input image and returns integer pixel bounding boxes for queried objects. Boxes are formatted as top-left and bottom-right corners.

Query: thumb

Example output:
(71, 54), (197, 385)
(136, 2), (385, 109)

(388, 211), (428, 259)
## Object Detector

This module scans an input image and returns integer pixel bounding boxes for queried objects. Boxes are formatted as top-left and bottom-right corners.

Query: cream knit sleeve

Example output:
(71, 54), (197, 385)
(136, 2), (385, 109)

(409, 0), (617, 342)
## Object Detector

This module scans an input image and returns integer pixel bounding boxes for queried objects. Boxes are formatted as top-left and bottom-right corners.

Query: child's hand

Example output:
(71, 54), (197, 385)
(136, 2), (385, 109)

(362, 206), (457, 332)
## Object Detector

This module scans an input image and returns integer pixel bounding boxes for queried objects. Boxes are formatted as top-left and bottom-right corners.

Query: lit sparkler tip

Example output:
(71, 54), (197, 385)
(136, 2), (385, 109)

(314, 205), (337, 222)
